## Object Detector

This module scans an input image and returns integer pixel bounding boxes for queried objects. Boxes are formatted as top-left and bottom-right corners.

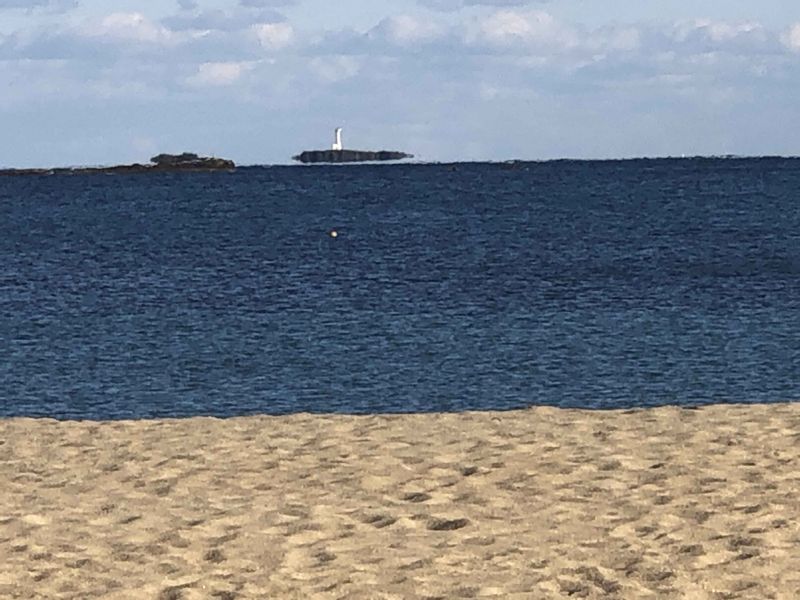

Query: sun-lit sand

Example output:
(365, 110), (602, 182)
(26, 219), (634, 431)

(2, 403), (800, 599)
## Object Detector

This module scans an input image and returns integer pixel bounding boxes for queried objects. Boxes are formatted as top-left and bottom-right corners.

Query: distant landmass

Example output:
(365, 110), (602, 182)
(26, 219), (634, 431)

(0, 153), (235, 176)
(293, 128), (413, 164)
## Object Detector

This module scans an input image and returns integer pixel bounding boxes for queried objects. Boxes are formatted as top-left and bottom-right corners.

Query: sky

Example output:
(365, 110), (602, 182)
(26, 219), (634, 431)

(1, 0), (800, 167)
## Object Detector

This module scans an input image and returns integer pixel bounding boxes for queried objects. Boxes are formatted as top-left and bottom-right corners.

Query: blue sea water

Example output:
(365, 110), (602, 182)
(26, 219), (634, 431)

(1, 158), (799, 419)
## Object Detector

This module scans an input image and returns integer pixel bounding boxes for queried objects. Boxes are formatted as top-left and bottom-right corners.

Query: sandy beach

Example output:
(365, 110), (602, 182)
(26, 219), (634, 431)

(1, 403), (799, 599)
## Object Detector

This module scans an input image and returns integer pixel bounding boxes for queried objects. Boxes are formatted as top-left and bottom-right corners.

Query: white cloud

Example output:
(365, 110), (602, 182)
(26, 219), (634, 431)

(0, 0), (75, 11)
(164, 8), (285, 33)
(309, 55), (361, 82)
(3, 5), (800, 166)
(599, 26), (640, 52)
(253, 22), (293, 49)
(240, 0), (296, 6)
(370, 15), (445, 45)
(467, 10), (579, 51)
(782, 23), (800, 51)
(420, 0), (548, 11)
(82, 13), (174, 45)
(186, 61), (252, 86)
(650, 19), (785, 60)
(672, 19), (763, 44)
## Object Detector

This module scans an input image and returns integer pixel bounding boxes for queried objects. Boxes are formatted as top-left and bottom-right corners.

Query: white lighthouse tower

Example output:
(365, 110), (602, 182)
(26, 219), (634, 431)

(331, 127), (343, 151)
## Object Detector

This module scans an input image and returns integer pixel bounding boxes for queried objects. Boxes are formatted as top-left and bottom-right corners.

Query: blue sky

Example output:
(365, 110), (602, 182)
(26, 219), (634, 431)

(1, 0), (799, 166)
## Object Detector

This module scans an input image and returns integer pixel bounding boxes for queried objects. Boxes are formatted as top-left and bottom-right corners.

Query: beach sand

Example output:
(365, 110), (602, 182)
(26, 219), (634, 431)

(1, 404), (799, 599)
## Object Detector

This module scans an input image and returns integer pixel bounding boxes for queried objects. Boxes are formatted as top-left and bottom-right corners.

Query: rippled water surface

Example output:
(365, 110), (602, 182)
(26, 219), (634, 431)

(1, 158), (799, 419)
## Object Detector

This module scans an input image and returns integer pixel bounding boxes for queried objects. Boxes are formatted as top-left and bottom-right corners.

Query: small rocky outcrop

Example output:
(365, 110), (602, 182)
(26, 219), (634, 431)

(0, 153), (235, 176)
(150, 153), (235, 170)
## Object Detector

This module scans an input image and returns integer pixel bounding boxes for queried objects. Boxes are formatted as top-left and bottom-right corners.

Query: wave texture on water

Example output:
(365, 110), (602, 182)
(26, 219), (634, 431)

(1, 158), (799, 419)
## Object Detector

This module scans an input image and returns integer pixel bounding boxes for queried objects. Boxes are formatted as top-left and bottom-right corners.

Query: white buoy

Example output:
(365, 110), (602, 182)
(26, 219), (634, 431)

(331, 127), (343, 151)
(330, 230), (338, 238)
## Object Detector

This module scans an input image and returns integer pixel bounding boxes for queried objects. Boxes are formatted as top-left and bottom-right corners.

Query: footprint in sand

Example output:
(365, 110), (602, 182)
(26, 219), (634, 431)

(204, 548), (226, 563)
(402, 492), (432, 503)
(360, 513), (397, 529)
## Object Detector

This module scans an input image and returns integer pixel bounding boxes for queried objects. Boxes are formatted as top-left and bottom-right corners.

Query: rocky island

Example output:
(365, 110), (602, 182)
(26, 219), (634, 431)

(293, 128), (413, 164)
(0, 153), (235, 176)
(293, 149), (413, 164)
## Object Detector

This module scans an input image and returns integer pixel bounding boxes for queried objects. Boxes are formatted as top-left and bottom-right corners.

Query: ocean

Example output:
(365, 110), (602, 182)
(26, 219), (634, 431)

(1, 158), (799, 419)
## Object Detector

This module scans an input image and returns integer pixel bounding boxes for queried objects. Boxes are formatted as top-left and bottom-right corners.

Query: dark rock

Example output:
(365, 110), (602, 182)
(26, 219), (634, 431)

(150, 153), (234, 170)
(293, 149), (413, 164)
(151, 152), (201, 165)
(427, 517), (469, 531)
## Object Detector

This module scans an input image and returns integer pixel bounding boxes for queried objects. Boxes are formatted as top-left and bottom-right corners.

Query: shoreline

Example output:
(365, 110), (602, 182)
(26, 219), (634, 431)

(3, 154), (800, 176)
(2, 403), (799, 598)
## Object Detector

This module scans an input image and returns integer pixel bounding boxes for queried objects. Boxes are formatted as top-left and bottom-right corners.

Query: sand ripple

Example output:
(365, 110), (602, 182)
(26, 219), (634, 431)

(2, 404), (800, 598)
